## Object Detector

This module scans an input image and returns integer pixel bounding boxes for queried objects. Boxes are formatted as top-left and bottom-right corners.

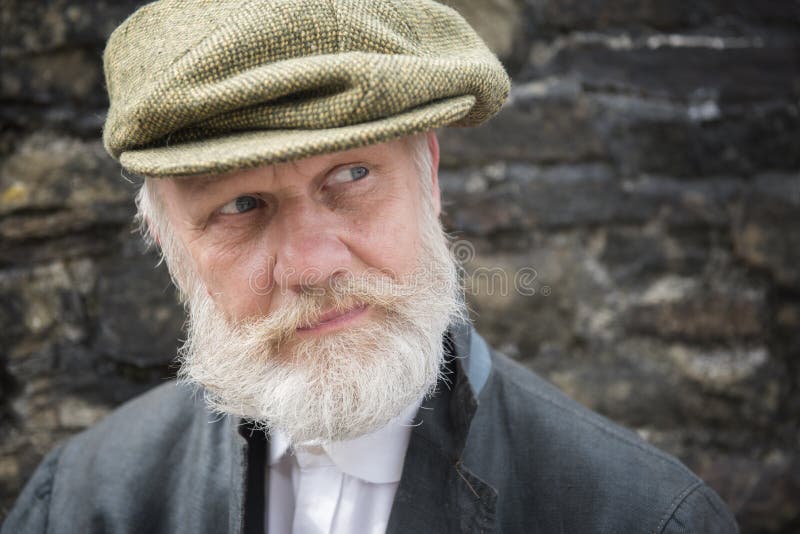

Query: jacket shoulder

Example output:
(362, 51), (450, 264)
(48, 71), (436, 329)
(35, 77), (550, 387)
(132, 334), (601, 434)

(3, 381), (234, 534)
(1, 442), (63, 534)
(61, 380), (213, 461)
(467, 349), (738, 533)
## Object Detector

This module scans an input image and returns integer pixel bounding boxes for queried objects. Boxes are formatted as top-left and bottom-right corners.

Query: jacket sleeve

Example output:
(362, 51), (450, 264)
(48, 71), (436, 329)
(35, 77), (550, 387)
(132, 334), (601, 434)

(659, 482), (739, 534)
(1, 444), (64, 534)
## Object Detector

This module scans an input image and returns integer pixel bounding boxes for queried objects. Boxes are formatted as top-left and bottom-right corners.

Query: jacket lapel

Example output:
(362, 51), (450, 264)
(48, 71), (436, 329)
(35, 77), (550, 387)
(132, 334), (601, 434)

(387, 323), (497, 533)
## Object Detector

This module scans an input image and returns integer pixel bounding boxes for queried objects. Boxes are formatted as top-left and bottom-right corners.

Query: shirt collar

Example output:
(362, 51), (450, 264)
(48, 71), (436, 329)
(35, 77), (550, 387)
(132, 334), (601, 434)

(268, 398), (421, 484)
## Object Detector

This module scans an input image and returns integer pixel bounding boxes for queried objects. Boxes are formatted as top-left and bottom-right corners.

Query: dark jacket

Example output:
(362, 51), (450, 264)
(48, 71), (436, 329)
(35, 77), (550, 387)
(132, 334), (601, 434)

(2, 324), (738, 533)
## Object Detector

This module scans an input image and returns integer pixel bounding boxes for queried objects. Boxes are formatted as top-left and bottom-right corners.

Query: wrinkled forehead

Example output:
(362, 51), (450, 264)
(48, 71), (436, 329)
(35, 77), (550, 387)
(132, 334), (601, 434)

(140, 134), (431, 215)
(153, 133), (427, 189)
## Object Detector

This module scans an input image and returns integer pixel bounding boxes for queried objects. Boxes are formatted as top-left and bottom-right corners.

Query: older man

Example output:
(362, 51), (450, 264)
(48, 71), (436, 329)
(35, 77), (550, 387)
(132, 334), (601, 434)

(3, 1), (738, 533)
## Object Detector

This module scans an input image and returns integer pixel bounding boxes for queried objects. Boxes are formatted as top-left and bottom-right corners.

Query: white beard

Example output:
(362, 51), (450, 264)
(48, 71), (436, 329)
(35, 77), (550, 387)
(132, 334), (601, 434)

(175, 210), (464, 446)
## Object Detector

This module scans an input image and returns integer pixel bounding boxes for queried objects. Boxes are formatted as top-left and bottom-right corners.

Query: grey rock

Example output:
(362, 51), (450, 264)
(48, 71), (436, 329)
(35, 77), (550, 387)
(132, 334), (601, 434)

(523, 0), (800, 33)
(91, 253), (183, 368)
(0, 1), (146, 55)
(528, 33), (800, 104)
(625, 275), (767, 342)
(438, 80), (606, 167)
(0, 133), (130, 215)
(733, 174), (800, 290)
(443, 165), (746, 235)
(595, 95), (800, 177)
(1, 48), (105, 106)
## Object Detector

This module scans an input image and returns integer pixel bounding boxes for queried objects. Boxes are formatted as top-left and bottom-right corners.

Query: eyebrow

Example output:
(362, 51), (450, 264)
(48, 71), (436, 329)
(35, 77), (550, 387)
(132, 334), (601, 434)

(169, 172), (236, 198)
(168, 146), (388, 196)
(174, 173), (223, 190)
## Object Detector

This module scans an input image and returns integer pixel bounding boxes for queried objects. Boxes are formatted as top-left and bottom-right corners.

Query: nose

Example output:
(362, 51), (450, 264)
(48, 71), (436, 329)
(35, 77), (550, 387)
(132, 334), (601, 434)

(270, 198), (353, 294)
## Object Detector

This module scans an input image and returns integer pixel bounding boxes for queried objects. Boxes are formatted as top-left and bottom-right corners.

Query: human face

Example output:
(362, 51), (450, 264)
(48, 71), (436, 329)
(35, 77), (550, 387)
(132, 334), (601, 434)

(143, 134), (463, 444)
(153, 135), (442, 325)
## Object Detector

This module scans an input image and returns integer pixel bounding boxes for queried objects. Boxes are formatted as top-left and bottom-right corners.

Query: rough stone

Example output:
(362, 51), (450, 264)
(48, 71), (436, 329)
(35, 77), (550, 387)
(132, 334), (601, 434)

(442, 164), (745, 236)
(721, 451), (800, 533)
(536, 336), (784, 431)
(438, 80), (606, 167)
(667, 344), (771, 391)
(0, 1), (145, 55)
(596, 96), (800, 177)
(0, 133), (129, 215)
(620, 176), (742, 228)
(626, 275), (767, 343)
(1, 48), (104, 105)
(598, 226), (683, 282)
(56, 396), (110, 429)
(733, 173), (800, 290)
(442, 163), (628, 234)
(524, 0), (800, 33)
(464, 241), (581, 358)
(528, 33), (800, 104)
(90, 254), (184, 368)
(0, 133), (135, 266)
(441, 84), (800, 178)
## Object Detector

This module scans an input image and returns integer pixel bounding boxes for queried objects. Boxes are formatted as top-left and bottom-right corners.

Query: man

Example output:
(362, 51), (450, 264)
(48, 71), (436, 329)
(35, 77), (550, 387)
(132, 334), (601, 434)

(3, 1), (738, 533)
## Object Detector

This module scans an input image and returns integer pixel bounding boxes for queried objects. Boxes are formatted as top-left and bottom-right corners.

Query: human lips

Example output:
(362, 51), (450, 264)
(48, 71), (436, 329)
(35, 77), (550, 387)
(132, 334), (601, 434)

(296, 304), (369, 334)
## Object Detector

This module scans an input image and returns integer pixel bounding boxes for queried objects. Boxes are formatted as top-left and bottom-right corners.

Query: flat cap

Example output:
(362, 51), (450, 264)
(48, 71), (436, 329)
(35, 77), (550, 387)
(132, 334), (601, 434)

(102, 0), (510, 177)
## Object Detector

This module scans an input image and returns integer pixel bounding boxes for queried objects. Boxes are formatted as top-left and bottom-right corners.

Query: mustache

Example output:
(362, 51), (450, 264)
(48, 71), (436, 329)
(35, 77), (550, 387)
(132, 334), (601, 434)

(235, 273), (417, 350)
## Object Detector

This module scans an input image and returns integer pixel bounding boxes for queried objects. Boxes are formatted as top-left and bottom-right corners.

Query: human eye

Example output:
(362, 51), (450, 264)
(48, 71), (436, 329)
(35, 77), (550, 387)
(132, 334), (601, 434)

(326, 165), (370, 186)
(218, 195), (263, 215)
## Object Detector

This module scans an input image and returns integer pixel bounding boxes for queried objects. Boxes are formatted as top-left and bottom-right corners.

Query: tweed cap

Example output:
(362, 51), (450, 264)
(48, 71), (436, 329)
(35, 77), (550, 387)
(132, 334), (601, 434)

(102, 0), (510, 177)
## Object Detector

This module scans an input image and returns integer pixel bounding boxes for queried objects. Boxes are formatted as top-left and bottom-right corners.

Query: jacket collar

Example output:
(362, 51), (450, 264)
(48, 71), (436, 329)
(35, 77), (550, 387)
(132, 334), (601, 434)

(230, 321), (496, 534)
(386, 321), (497, 533)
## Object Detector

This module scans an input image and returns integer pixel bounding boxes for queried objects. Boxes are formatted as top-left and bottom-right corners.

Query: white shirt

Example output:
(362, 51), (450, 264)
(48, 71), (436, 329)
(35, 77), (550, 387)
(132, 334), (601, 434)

(266, 401), (420, 534)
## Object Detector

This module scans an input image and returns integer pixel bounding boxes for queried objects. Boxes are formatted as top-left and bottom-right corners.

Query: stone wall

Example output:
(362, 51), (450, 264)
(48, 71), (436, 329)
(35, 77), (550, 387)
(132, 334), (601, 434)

(1, 1), (798, 531)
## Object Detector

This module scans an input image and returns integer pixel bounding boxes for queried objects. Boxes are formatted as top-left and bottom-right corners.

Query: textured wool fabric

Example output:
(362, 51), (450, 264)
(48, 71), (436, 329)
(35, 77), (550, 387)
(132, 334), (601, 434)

(102, 0), (510, 177)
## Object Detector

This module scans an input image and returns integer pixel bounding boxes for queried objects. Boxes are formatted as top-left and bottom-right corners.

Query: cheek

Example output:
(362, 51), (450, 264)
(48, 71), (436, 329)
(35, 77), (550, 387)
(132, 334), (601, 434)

(191, 237), (273, 316)
(348, 194), (423, 278)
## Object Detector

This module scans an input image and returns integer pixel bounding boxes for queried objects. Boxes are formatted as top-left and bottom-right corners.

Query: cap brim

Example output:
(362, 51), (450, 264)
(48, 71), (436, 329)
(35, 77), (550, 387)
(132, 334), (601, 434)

(119, 95), (475, 177)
